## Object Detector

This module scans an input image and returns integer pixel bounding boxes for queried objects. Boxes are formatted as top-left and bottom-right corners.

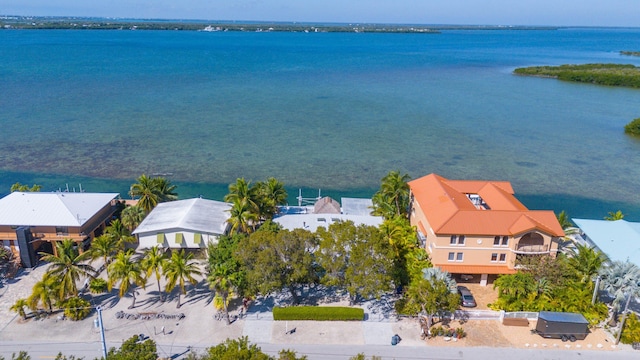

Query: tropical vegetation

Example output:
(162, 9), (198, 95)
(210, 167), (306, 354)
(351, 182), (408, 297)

(60, 296), (91, 321)
(163, 249), (201, 308)
(224, 177), (288, 234)
(489, 247), (609, 325)
(514, 63), (640, 88)
(107, 250), (146, 309)
(624, 118), (640, 137)
(371, 171), (411, 219)
(39, 240), (95, 300)
(140, 246), (168, 301)
(10, 182), (41, 192)
(129, 174), (178, 213)
(604, 210), (625, 221)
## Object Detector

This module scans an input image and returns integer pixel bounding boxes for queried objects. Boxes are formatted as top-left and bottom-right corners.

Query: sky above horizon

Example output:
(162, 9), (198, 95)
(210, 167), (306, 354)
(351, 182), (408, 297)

(1, 0), (638, 27)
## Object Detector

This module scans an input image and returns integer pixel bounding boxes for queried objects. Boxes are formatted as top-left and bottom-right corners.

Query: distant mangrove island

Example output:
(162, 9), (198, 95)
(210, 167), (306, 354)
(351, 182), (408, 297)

(514, 63), (640, 88)
(0, 15), (560, 33)
(621, 51), (640, 57)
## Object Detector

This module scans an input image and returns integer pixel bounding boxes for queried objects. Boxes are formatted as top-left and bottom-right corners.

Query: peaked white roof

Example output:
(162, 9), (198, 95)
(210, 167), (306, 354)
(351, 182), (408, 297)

(133, 198), (231, 236)
(0, 192), (119, 227)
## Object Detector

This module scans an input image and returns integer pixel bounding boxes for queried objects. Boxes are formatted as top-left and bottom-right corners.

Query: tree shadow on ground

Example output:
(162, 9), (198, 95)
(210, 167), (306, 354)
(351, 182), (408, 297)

(89, 288), (121, 309)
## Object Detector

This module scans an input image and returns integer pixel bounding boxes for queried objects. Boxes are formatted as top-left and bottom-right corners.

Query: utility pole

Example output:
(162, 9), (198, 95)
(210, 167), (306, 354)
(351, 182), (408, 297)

(97, 306), (108, 359)
(591, 276), (601, 305)
(615, 293), (633, 345)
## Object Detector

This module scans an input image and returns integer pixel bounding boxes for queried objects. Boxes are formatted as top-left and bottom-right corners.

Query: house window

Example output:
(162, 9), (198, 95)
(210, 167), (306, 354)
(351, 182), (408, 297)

(448, 252), (455, 261)
(501, 236), (509, 246)
(494, 236), (500, 246)
(499, 253), (506, 262)
(56, 226), (69, 236)
(450, 235), (465, 246)
(491, 253), (498, 262)
(456, 252), (464, 262)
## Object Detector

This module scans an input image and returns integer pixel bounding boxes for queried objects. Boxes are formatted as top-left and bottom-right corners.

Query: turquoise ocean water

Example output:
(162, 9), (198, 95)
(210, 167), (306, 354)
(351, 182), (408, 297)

(1, 28), (639, 219)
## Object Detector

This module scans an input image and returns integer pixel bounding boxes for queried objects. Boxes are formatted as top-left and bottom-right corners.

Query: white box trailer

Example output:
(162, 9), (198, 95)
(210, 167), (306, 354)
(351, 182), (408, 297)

(535, 311), (589, 342)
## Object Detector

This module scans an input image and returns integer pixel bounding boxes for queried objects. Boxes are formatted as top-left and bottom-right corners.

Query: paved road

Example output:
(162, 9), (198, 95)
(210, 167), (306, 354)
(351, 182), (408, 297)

(1, 341), (638, 360)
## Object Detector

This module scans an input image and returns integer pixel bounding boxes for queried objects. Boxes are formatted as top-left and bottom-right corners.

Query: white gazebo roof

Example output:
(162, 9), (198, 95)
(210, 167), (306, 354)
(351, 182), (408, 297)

(572, 218), (640, 267)
(133, 198), (231, 236)
(0, 191), (119, 227)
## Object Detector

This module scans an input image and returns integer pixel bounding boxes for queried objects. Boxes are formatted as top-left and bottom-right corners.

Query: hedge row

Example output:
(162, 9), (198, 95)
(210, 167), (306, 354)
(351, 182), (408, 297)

(273, 306), (364, 321)
(514, 63), (640, 88)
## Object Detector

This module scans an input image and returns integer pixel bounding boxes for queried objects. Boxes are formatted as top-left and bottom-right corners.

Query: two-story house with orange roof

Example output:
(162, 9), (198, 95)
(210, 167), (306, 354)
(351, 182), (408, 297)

(408, 173), (564, 286)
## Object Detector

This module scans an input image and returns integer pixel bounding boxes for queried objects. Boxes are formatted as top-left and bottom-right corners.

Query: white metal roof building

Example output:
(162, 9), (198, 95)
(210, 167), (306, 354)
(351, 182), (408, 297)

(133, 198), (231, 249)
(274, 197), (382, 232)
(572, 218), (640, 267)
(0, 191), (119, 227)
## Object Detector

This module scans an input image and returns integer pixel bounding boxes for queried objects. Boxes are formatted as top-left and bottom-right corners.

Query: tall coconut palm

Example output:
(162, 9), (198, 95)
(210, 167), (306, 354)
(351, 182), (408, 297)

(28, 273), (59, 313)
(105, 219), (136, 249)
(604, 210), (625, 221)
(227, 198), (258, 235)
(89, 234), (119, 266)
(108, 250), (146, 309)
(372, 171), (411, 219)
(141, 246), (168, 301)
(129, 174), (159, 213)
(121, 205), (146, 232)
(567, 244), (605, 282)
(224, 178), (257, 208)
(40, 239), (95, 299)
(154, 177), (178, 203)
(164, 250), (201, 308)
(11, 298), (30, 320)
(254, 177), (288, 220)
(129, 175), (178, 213)
(208, 262), (238, 325)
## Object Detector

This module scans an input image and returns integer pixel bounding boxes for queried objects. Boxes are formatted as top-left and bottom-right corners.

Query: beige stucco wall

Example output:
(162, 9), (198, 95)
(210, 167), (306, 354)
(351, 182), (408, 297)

(410, 197), (558, 272)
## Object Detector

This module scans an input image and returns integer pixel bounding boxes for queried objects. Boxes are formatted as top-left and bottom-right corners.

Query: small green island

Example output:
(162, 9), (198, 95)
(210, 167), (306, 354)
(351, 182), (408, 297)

(625, 118), (640, 137)
(513, 63), (640, 88)
(621, 51), (640, 57)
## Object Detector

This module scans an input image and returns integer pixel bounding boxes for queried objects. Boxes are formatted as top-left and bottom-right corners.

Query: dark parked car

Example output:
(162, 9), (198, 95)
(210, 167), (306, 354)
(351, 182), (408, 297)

(458, 286), (477, 307)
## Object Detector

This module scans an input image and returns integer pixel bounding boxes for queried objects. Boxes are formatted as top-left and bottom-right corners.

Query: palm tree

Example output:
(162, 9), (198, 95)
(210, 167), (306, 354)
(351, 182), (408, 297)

(154, 177), (178, 203)
(28, 273), (59, 313)
(89, 234), (119, 267)
(121, 205), (146, 232)
(208, 262), (238, 325)
(40, 239), (95, 300)
(129, 174), (159, 213)
(105, 219), (135, 249)
(599, 260), (640, 315)
(567, 244), (605, 282)
(227, 198), (259, 235)
(140, 246), (168, 301)
(372, 171), (411, 219)
(108, 250), (146, 309)
(10, 298), (29, 320)
(604, 210), (625, 221)
(164, 250), (202, 308)
(254, 177), (288, 220)
(129, 175), (178, 213)
(224, 178), (254, 204)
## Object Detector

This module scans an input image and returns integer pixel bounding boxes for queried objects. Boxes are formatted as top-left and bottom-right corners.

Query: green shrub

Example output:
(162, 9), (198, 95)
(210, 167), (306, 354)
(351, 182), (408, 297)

(624, 118), (640, 137)
(62, 297), (91, 321)
(621, 313), (640, 345)
(89, 278), (108, 294)
(273, 306), (364, 321)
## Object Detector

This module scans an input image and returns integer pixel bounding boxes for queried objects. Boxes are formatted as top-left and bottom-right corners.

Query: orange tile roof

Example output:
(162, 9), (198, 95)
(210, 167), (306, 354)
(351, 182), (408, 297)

(437, 264), (517, 275)
(408, 173), (564, 237)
